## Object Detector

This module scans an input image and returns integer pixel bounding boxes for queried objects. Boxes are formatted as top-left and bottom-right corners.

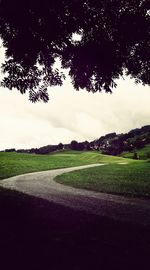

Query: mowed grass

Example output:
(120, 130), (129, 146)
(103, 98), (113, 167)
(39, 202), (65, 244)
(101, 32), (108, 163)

(56, 160), (150, 198)
(0, 150), (127, 180)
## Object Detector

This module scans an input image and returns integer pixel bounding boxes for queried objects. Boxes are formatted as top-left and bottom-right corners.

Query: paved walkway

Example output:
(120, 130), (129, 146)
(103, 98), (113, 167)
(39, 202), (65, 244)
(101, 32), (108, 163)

(1, 163), (150, 225)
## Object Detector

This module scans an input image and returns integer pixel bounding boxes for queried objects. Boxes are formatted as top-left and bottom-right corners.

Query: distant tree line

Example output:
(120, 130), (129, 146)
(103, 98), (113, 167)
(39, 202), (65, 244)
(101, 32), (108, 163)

(70, 140), (91, 151)
(3, 125), (150, 157)
(4, 143), (64, 154)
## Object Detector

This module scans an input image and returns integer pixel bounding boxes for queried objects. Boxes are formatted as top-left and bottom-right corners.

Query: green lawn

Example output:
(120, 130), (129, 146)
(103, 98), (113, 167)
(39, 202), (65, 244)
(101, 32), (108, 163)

(0, 150), (127, 180)
(56, 160), (150, 198)
(120, 144), (150, 160)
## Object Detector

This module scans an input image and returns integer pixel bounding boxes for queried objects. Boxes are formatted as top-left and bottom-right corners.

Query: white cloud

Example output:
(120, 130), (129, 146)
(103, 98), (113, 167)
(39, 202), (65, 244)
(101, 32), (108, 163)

(0, 46), (150, 150)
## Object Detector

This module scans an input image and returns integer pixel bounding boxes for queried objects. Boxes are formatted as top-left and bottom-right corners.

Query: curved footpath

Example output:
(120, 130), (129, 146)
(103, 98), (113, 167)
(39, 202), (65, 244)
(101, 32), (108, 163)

(1, 163), (150, 225)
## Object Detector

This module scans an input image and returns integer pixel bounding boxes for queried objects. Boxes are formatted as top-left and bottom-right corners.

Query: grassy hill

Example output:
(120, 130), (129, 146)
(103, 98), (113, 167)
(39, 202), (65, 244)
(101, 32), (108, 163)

(56, 160), (150, 198)
(120, 144), (150, 160)
(0, 150), (129, 180)
(91, 125), (150, 156)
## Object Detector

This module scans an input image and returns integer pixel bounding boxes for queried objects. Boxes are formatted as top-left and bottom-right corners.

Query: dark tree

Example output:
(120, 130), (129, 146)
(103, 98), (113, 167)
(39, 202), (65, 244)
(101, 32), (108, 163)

(5, 148), (16, 152)
(58, 143), (64, 150)
(84, 140), (91, 150)
(77, 142), (85, 151)
(0, 0), (149, 102)
(70, 140), (79, 150)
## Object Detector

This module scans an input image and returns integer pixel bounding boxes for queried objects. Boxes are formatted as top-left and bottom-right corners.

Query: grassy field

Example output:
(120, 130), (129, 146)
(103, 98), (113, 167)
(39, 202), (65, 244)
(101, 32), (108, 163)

(120, 144), (150, 160)
(56, 160), (150, 198)
(0, 150), (128, 180)
(1, 150), (150, 198)
(0, 150), (150, 269)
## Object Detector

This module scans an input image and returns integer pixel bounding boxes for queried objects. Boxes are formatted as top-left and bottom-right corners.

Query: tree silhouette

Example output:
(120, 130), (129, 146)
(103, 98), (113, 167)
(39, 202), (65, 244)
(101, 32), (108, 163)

(70, 140), (79, 150)
(58, 143), (64, 150)
(0, 0), (149, 102)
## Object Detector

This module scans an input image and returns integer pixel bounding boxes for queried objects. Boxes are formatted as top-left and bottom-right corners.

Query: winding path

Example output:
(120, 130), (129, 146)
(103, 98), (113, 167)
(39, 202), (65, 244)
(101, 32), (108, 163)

(1, 163), (150, 225)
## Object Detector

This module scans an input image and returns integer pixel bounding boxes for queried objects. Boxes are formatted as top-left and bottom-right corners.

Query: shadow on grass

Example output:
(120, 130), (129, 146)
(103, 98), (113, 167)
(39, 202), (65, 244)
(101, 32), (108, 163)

(0, 187), (150, 270)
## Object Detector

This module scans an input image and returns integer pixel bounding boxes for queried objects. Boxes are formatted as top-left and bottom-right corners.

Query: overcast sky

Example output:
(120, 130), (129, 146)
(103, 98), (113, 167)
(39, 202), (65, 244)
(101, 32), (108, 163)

(0, 44), (150, 150)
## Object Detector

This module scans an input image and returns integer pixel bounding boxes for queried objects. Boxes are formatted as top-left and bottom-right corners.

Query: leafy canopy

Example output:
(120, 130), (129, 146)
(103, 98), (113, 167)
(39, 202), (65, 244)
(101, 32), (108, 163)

(0, 0), (149, 102)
